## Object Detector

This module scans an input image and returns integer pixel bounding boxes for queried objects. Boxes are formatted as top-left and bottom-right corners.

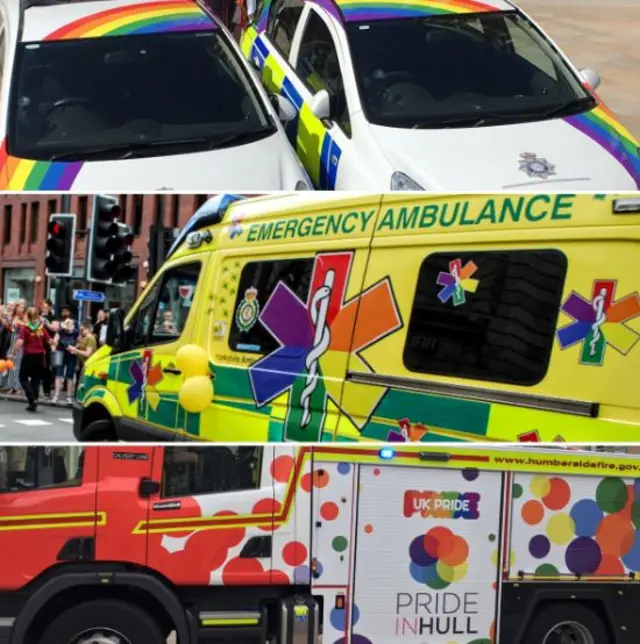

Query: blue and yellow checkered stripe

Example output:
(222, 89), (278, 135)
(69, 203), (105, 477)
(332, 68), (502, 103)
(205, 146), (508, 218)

(242, 27), (342, 190)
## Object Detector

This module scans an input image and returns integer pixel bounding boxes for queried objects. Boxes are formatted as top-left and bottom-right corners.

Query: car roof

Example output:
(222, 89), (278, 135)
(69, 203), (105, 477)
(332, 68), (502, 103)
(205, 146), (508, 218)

(20, 0), (218, 43)
(309, 0), (516, 24)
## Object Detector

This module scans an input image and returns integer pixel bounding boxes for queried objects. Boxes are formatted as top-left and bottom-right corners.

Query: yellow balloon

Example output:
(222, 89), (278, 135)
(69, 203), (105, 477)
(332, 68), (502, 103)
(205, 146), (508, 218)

(178, 376), (213, 413)
(176, 344), (209, 378)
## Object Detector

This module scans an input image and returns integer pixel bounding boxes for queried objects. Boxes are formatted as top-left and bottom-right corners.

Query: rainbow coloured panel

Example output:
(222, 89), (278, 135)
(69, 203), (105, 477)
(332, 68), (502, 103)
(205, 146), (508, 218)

(338, 0), (501, 23)
(44, 0), (215, 40)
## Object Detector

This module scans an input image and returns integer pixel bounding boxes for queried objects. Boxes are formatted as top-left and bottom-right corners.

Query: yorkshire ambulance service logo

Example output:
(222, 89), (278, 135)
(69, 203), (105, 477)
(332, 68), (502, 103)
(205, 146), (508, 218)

(557, 280), (640, 365)
(235, 287), (260, 332)
(518, 151), (556, 179)
(437, 258), (479, 306)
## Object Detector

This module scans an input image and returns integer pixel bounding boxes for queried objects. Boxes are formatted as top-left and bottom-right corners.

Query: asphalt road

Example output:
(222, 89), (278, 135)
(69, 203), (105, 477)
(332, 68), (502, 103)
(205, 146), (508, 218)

(521, 0), (640, 137)
(0, 399), (74, 442)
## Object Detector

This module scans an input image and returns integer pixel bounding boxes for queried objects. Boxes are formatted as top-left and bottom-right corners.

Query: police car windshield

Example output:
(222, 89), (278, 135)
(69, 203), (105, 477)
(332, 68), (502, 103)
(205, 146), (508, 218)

(347, 12), (594, 129)
(8, 31), (273, 161)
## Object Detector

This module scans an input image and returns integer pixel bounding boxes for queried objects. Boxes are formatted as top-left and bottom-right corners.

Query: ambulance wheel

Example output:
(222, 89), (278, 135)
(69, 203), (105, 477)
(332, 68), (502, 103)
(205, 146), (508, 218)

(82, 419), (117, 441)
(524, 603), (608, 644)
(38, 599), (165, 644)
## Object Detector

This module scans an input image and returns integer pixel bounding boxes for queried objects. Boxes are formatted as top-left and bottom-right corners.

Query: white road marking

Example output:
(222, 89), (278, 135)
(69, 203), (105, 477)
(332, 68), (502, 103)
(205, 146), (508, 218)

(58, 418), (74, 424)
(14, 419), (53, 427)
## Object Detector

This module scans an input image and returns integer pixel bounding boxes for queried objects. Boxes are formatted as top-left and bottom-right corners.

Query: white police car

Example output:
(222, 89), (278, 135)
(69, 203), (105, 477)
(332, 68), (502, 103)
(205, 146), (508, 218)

(0, 0), (311, 191)
(241, 0), (640, 190)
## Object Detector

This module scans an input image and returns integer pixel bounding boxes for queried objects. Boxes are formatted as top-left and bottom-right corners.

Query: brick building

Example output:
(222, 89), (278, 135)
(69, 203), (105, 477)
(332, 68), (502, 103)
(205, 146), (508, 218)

(0, 193), (212, 310)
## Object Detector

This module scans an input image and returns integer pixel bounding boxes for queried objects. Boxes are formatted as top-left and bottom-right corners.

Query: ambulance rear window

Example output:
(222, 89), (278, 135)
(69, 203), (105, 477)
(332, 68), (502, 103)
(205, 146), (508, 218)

(404, 249), (567, 386)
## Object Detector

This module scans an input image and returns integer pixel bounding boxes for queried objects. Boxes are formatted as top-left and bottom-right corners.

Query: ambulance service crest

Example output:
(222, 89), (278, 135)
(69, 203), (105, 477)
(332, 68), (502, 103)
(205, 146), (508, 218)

(518, 152), (556, 179)
(235, 287), (260, 332)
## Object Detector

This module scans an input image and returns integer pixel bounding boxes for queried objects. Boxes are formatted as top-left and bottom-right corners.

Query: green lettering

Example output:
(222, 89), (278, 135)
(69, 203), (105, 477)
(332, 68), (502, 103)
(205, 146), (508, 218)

(551, 194), (575, 220)
(284, 218), (298, 239)
(499, 196), (524, 223)
(313, 215), (327, 236)
(479, 199), (496, 225)
(272, 220), (285, 240)
(525, 195), (550, 222)
(459, 202), (476, 226)
(439, 203), (459, 227)
(298, 217), (313, 237)
(247, 224), (259, 242)
(418, 205), (438, 228)
(377, 208), (395, 231)
(341, 211), (358, 234)
(257, 222), (273, 241)
(326, 214), (342, 235)
(397, 206), (420, 230)
(360, 210), (375, 231)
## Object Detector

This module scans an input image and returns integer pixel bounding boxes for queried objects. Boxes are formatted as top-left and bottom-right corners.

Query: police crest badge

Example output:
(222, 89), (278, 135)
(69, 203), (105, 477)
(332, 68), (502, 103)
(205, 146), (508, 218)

(518, 152), (556, 179)
(235, 287), (260, 332)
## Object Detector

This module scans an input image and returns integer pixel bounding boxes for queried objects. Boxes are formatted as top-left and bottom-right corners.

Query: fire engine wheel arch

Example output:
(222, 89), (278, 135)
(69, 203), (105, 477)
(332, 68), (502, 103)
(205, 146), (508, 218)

(500, 582), (639, 644)
(9, 570), (196, 644)
(521, 603), (608, 644)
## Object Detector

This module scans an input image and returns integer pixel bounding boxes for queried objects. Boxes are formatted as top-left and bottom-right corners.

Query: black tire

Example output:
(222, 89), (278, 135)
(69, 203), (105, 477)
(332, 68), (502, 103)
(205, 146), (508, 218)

(82, 419), (116, 441)
(523, 602), (609, 644)
(38, 599), (165, 644)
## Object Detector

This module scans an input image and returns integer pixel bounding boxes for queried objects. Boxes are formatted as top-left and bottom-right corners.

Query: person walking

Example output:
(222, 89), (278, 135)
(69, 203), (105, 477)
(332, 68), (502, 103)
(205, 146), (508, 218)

(52, 306), (79, 405)
(10, 307), (53, 412)
(39, 299), (56, 399)
(6, 302), (25, 396)
(68, 320), (97, 392)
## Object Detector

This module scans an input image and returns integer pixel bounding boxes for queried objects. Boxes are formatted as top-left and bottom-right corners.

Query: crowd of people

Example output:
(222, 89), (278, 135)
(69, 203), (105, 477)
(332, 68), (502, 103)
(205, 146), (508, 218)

(0, 300), (109, 412)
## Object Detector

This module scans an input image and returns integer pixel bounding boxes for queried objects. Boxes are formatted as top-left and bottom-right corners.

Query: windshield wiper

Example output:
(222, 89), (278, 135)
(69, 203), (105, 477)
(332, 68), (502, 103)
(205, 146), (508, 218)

(49, 137), (212, 162)
(537, 96), (596, 120)
(412, 115), (498, 129)
(206, 125), (276, 150)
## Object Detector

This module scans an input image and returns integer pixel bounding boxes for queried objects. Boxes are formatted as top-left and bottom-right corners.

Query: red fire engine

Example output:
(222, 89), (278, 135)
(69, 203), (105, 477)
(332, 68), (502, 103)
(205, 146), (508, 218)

(1, 445), (640, 644)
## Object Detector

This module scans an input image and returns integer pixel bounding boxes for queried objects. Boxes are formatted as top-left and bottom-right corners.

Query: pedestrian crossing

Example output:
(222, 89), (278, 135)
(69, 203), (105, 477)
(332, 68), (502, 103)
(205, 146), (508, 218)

(0, 418), (73, 429)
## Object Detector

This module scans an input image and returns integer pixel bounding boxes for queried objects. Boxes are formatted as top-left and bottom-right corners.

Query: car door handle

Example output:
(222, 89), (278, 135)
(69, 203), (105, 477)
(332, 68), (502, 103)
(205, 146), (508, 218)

(162, 367), (182, 375)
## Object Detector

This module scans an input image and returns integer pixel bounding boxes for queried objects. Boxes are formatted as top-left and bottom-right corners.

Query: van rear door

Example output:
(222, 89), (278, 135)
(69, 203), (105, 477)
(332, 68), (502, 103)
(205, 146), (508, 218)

(349, 461), (502, 644)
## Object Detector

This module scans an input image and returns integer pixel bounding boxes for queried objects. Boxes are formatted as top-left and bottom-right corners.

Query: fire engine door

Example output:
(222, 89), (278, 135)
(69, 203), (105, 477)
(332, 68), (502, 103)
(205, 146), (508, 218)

(144, 445), (277, 585)
(94, 446), (155, 566)
(350, 464), (503, 644)
(0, 446), (97, 590)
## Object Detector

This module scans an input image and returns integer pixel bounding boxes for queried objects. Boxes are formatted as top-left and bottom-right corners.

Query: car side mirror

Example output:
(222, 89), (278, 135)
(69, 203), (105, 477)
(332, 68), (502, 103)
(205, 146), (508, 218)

(579, 68), (601, 92)
(309, 89), (331, 121)
(106, 308), (125, 351)
(269, 93), (297, 122)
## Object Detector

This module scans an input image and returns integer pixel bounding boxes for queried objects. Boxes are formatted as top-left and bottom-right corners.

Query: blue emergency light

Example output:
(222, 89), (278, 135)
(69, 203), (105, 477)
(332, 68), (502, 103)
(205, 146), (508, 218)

(379, 447), (396, 460)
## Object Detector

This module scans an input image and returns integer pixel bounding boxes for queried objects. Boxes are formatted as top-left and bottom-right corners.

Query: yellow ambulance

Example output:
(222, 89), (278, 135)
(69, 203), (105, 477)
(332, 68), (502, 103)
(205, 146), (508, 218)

(73, 192), (640, 443)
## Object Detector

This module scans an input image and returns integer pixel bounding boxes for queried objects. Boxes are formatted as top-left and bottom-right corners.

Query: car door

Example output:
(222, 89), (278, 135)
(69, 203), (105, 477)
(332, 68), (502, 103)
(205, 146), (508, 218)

(114, 259), (204, 440)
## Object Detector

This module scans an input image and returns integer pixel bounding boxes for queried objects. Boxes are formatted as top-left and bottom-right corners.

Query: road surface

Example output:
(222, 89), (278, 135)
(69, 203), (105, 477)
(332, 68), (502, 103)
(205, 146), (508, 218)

(0, 399), (74, 442)
(521, 0), (640, 137)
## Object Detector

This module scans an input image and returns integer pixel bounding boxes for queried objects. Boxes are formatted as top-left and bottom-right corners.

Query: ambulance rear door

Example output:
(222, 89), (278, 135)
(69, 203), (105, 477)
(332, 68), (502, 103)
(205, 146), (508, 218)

(350, 460), (503, 644)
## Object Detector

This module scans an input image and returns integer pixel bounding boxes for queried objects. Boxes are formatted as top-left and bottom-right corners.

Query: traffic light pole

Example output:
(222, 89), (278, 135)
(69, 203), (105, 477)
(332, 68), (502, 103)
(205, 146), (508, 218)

(53, 195), (72, 317)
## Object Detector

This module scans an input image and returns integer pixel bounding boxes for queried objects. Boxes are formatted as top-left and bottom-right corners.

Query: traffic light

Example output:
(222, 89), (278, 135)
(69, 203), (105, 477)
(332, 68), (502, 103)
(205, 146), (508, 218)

(87, 195), (121, 284)
(45, 214), (76, 277)
(111, 223), (135, 286)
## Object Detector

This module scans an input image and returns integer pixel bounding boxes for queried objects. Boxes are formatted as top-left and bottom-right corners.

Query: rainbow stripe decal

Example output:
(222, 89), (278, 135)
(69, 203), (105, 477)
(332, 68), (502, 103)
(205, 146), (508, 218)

(44, 1), (214, 40)
(339, 0), (499, 22)
(0, 140), (82, 190)
(565, 104), (640, 187)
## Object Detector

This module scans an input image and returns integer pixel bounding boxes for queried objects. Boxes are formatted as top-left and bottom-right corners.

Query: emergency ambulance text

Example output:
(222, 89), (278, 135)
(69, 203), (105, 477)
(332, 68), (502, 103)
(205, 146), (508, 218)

(403, 490), (480, 520)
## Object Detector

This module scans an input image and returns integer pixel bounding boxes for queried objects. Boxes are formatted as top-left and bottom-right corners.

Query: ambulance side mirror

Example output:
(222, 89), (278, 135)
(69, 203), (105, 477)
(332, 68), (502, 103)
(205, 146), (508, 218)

(106, 308), (125, 351)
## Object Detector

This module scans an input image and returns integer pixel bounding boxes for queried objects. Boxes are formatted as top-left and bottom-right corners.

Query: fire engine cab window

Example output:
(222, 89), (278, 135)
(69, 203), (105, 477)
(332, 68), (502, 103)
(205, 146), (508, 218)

(0, 447), (85, 493)
(229, 257), (314, 354)
(162, 447), (263, 498)
(267, 0), (304, 58)
(403, 250), (567, 386)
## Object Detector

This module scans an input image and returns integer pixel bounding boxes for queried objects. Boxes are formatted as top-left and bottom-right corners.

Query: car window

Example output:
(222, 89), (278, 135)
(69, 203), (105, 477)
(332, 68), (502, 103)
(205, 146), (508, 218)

(296, 12), (351, 135)
(162, 446), (263, 498)
(266, 0), (304, 58)
(346, 12), (592, 129)
(0, 447), (85, 493)
(130, 283), (162, 349)
(8, 30), (273, 161)
(229, 257), (314, 354)
(403, 250), (568, 386)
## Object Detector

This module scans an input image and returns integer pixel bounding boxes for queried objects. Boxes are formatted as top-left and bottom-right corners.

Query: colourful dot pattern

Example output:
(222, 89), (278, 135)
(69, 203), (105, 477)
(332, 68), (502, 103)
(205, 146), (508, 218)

(513, 474), (640, 577)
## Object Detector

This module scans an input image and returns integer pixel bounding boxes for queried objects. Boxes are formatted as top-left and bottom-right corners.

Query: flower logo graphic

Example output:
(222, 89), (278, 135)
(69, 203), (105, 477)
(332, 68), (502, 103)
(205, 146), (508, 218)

(437, 259), (479, 306)
(409, 527), (469, 590)
(557, 280), (640, 365)
(128, 349), (163, 412)
(248, 251), (402, 441)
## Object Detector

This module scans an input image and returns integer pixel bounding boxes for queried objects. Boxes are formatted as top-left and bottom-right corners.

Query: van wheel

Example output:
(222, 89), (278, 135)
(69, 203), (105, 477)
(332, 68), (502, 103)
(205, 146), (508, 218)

(38, 599), (165, 644)
(82, 419), (117, 441)
(523, 603), (608, 644)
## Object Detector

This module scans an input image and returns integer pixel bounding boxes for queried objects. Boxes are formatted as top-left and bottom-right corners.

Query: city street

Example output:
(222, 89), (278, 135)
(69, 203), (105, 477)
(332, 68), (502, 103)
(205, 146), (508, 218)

(521, 0), (640, 137)
(0, 399), (74, 442)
